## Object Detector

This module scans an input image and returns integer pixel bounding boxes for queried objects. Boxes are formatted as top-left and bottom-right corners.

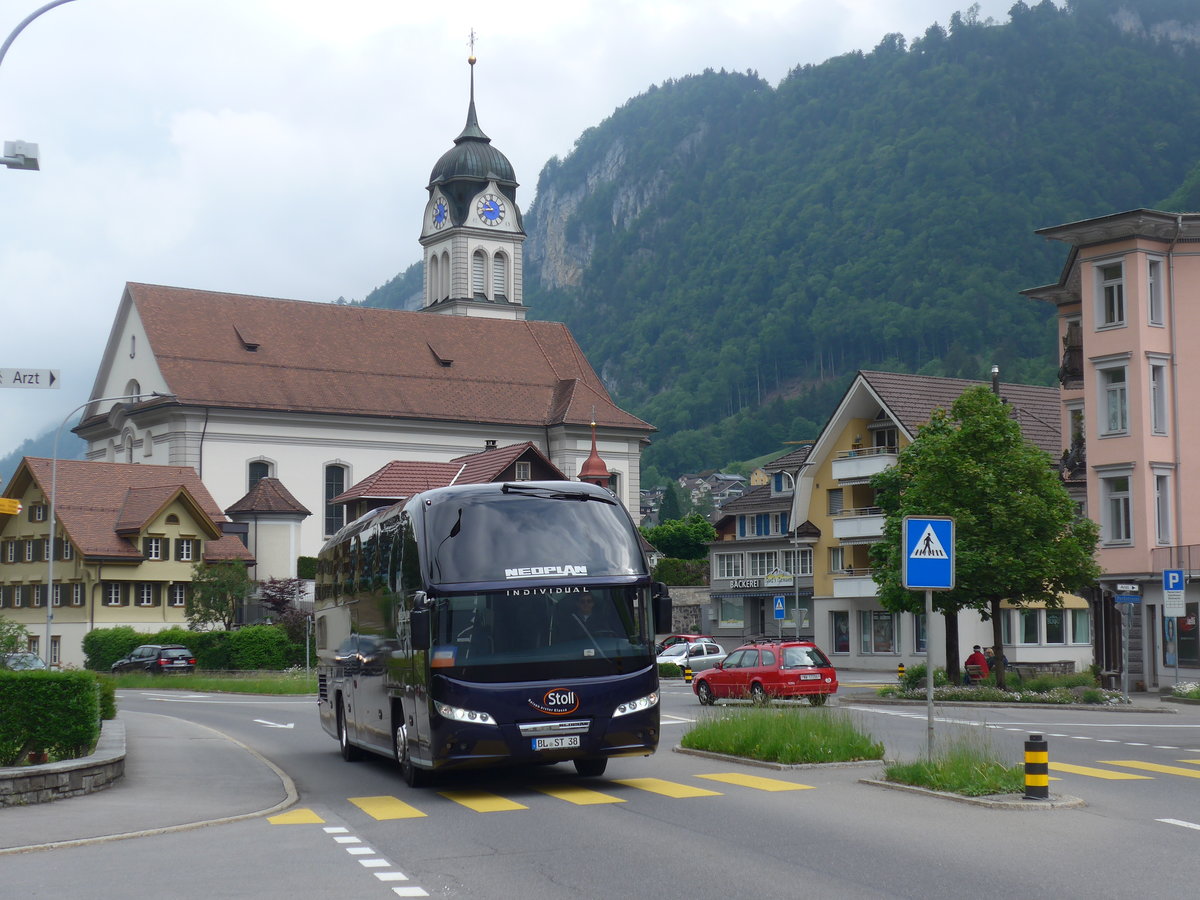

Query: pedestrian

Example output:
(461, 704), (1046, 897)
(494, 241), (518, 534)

(964, 644), (989, 684)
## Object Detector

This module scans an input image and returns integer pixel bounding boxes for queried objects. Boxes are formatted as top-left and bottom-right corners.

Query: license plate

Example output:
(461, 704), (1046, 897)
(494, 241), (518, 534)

(800, 673), (821, 681)
(533, 735), (581, 751)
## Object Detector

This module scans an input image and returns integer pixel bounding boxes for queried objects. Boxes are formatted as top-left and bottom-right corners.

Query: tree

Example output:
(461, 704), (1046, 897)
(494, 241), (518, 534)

(187, 562), (255, 631)
(658, 481), (685, 522)
(0, 614), (29, 657)
(641, 514), (717, 560)
(258, 577), (307, 616)
(870, 386), (1100, 687)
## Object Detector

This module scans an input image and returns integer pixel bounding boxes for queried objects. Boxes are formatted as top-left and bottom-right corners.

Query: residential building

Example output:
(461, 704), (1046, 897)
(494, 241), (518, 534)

(0, 459), (252, 667)
(1025, 209), (1200, 688)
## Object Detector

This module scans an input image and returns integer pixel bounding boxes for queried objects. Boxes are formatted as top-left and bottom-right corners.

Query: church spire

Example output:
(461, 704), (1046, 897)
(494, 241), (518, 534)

(579, 415), (611, 488)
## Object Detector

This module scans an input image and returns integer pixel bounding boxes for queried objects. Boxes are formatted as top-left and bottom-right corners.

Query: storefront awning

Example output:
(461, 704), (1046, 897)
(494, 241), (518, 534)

(1000, 593), (1089, 610)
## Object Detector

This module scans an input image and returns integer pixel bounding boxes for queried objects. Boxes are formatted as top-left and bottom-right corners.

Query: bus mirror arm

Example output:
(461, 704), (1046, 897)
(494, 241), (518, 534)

(651, 582), (672, 636)
(411, 602), (431, 651)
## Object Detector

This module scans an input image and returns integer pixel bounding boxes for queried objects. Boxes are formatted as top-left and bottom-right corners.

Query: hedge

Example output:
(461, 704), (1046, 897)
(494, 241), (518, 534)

(0, 670), (101, 765)
(83, 624), (308, 671)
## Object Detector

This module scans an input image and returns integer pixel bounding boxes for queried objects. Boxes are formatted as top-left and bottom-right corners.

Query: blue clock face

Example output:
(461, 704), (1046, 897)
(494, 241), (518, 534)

(432, 199), (448, 229)
(476, 193), (505, 226)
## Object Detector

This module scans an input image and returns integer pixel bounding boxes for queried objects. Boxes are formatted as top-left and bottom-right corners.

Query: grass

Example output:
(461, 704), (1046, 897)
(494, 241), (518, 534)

(680, 706), (883, 765)
(879, 670), (1127, 705)
(884, 730), (1025, 797)
(103, 669), (317, 694)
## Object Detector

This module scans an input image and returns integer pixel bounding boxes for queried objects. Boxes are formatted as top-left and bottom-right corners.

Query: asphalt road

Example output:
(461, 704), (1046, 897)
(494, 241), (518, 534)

(4, 683), (1200, 899)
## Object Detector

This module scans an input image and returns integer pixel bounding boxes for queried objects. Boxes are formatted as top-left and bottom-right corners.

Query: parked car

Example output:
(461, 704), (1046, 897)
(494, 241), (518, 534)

(111, 644), (197, 675)
(656, 633), (717, 654)
(656, 640), (727, 672)
(692, 639), (837, 706)
(1, 651), (48, 671)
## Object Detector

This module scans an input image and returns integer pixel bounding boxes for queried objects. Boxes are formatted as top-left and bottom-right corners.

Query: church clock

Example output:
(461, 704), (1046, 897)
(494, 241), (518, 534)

(476, 193), (506, 226)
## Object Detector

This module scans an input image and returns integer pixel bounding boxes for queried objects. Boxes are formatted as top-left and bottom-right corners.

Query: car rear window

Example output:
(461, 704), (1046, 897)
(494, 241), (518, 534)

(783, 646), (830, 668)
(161, 649), (193, 660)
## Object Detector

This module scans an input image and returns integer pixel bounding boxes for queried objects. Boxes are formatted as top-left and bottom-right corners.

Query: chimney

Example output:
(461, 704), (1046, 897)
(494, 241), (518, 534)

(485, 439), (497, 451)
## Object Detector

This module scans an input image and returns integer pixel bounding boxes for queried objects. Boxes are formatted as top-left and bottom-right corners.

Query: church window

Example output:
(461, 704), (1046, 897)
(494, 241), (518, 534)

(440, 251), (450, 299)
(493, 252), (508, 300)
(472, 250), (487, 299)
(249, 460), (271, 490)
(325, 464), (348, 536)
(429, 254), (440, 304)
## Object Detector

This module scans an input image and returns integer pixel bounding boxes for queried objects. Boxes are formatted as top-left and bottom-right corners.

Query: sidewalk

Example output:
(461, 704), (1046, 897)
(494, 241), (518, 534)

(0, 711), (295, 855)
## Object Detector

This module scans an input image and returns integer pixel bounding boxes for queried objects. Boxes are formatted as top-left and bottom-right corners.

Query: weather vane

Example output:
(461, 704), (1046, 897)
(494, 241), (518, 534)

(468, 28), (477, 64)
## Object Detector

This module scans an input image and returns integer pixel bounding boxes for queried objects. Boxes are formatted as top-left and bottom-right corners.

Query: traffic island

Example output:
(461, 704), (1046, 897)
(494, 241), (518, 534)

(859, 777), (1085, 809)
(0, 719), (124, 807)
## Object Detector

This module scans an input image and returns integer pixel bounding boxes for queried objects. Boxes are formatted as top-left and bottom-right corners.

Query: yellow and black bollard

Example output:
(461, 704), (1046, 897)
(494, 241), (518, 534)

(897, 663), (906, 681)
(683, 665), (694, 684)
(1024, 733), (1049, 800)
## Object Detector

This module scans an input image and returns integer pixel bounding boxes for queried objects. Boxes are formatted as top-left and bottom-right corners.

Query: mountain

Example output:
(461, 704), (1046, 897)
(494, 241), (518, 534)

(363, 0), (1200, 480)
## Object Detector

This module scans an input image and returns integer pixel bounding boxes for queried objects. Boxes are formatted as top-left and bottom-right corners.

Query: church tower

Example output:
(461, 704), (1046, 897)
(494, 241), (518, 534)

(420, 52), (526, 319)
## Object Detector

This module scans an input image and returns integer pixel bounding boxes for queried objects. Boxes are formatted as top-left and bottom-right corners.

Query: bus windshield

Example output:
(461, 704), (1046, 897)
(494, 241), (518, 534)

(429, 584), (653, 680)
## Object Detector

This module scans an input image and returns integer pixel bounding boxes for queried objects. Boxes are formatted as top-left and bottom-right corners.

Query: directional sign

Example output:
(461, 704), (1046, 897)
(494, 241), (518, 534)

(773, 595), (786, 620)
(1164, 569), (1186, 617)
(1113, 594), (1141, 604)
(0, 497), (22, 515)
(903, 516), (955, 590)
(0, 368), (59, 389)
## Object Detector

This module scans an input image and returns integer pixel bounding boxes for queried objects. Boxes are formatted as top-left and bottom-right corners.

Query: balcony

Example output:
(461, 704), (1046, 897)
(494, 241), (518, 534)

(832, 507), (884, 544)
(832, 568), (878, 599)
(831, 447), (897, 485)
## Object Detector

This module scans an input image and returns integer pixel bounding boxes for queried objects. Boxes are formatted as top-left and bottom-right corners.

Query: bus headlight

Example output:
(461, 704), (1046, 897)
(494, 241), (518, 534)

(434, 700), (497, 725)
(613, 691), (658, 718)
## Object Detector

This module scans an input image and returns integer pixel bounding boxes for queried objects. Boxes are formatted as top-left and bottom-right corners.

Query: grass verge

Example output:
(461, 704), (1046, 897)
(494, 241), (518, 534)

(879, 670), (1126, 705)
(680, 706), (883, 765)
(103, 670), (317, 694)
(884, 731), (1024, 796)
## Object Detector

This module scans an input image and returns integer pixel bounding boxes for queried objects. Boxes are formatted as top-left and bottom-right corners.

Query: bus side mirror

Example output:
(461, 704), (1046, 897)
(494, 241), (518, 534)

(651, 581), (672, 635)
(410, 604), (431, 651)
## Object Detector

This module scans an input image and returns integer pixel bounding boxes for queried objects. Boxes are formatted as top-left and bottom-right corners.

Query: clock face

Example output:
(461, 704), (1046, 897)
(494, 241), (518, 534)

(432, 198), (448, 229)
(476, 193), (506, 226)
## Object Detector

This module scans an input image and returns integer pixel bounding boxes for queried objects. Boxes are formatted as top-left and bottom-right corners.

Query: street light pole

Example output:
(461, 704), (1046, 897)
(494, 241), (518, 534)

(44, 391), (174, 664)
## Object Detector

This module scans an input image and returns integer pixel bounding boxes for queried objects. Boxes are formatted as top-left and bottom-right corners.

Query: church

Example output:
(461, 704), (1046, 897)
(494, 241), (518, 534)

(73, 54), (653, 579)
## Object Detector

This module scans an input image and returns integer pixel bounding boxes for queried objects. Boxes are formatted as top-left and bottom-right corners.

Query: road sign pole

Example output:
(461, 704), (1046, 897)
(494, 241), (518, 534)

(925, 588), (934, 759)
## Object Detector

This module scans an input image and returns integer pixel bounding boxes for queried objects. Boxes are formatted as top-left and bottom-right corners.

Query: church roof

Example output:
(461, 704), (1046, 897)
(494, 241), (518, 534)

(428, 58), (516, 188)
(108, 283), (652, 433)
(225, 477), (312, 517)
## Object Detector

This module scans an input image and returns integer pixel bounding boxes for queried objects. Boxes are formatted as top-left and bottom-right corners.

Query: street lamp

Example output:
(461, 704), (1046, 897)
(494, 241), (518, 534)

(44, 391), (175, 664)
(2, 0), (79, 171)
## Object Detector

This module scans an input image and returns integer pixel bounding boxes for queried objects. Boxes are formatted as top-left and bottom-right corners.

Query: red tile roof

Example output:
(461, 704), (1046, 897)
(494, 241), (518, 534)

(15, 458), (252, 563)
(225, 477), (312, 516)
(121, 283), (653, 432)
(450, 441), (565, 484)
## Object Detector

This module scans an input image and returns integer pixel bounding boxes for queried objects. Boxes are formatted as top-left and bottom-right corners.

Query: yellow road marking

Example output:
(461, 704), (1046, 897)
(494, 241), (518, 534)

(350, 795), (428, 819)
(1100, 760), (1200, 779)
(1049, 763), (1151, 781)
(438, 790), (529, 812)
(532, 784), (625, 805)
(695, 773), (815, 792)
(268, 808), (326, 824)
(613, 777), (722, 798)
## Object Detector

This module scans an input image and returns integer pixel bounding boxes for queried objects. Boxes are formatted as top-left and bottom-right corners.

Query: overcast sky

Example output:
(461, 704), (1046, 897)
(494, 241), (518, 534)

(1, 0), (1029, 459)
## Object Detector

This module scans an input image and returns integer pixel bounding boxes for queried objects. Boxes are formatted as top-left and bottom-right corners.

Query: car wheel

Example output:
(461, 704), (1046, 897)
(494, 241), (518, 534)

(338, 699), (364, 762)
(394, 718), (428, 787)
(574, 757), (608, 777)
(749, 682), (767, 705)
(809, 693), (828, 707)
(696, 681), (715, 706)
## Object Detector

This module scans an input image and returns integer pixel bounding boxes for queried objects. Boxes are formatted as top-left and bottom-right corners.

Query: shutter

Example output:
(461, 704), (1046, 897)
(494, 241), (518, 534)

(142, 538), (152, 559)
(738, 516), (746, 537)
(472, 251), (486, 297)
(493, 253), (507, 299)
(782, 513), (789, 534)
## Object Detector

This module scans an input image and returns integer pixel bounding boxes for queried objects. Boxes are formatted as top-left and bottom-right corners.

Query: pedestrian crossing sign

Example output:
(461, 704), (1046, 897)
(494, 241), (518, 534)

(903, 516), (955, 590)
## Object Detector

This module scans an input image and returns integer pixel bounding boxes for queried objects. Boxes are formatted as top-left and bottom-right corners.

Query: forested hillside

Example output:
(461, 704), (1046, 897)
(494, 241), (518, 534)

(364, 0), (1200, 481)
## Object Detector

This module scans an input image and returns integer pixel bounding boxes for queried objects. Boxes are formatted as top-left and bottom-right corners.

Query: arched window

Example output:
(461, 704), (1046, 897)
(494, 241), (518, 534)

(124, 378), (141, 397)
(122, 431), (134, 463)
(441, 250), (450, 299)
(325, 464), (348, 536)
(429, 254), (440, 305)
(492, 252), (508, 300)
(472, 250), (487, 299)
(249, 460), (271, 490)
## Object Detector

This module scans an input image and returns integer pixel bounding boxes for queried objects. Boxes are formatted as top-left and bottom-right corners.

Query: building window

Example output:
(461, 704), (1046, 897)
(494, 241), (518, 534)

(4, 541), (13, 563)
(1155, 471), (1172, 545)
(177, 539), (194, 562)
(50, 636), (60, 666)
(324, 464), (348, 535)
(859, 610), (897, 654)
(1150, 362), (1168, 435)
(748, 551), (777, 577)
(1019, 609), (1040, 644)
(72, 583), (84, 606)
(429, 253), (440, 304)
(827, 488), (844, 516)
(1101, 367), (1128, 435)
(831, 611), (850, 653)
(170, 584), (188, 607)
(472, 250), (487, 299)
(145, 537), (163, 560)
(514, 461), (531, 481)
(31, 503), (46, 522)
(13, 586), (23, 608)
(137, 584), (156, 606)
(41, 538), (50, 561)
(1045, 608), (1065, 644)
(105, 584), (123, 606)
(24, 540), (35, 562)
(828, 546), (845, 574)
(249, 460), (271, 489)
(715, 553), (743, 579)
(1070, 609), (1090, 644)
(1098, 261), (1124, 326)
(874, 427), (898, 450)
(1102, 474), (1132, 544)
(1148, 258), (1163, 325)
(493, 252), (508, 300)
(914, 613), (927, 653)
(783, 548), (813, 576)
(52, 584), (63, 607)
(32, 585), (43, 608)
(62, 540), (73, 561)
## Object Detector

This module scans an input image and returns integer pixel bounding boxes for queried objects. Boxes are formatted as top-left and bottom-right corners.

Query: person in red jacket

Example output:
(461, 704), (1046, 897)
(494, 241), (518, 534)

(964, 645), (990, 683)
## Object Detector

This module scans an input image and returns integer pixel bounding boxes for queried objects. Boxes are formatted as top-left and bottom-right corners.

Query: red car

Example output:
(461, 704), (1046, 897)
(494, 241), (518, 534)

(692, 639), (837, 706)
(656, 633), (716, 654)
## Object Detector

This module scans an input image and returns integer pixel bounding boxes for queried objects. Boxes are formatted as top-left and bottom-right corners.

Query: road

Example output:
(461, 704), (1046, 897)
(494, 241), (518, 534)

(5, 683), (1200, 898)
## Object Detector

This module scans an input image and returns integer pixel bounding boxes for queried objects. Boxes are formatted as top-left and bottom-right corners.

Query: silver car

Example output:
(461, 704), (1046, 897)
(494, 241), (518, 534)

(656, 641), (727, 672)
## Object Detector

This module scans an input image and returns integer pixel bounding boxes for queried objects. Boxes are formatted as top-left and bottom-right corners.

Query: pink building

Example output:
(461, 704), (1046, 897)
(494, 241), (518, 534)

(1026, 209), (1200, 689)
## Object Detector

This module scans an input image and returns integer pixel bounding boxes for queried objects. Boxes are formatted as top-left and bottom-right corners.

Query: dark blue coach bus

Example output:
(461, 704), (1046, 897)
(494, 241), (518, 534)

(315, 481), (671, 786)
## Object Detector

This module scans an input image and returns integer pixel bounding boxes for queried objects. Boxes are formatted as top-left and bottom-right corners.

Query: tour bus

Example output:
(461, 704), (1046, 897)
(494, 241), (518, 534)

(315, 480), (671, 786)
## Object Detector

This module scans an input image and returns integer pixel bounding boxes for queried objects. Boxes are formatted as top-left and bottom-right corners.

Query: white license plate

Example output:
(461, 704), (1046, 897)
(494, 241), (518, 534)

(800, 673), (821, 681)
(533, 735), (581, 751)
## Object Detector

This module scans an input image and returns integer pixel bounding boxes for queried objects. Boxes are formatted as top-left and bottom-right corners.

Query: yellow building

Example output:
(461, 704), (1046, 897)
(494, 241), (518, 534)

(0, 458), (252, 667)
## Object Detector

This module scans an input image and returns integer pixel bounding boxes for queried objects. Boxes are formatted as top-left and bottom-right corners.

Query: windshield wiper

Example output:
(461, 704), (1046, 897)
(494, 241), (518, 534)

(500, 483), (617, 504)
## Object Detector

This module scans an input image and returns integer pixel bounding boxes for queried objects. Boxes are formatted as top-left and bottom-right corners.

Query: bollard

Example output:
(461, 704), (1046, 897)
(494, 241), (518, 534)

(683, 665), (694, 684)
(1024, 733), (1049, 800)
(897, 663), (906, 681)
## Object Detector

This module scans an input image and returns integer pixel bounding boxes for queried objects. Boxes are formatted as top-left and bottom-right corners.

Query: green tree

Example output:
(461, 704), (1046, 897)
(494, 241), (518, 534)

(0, 614), (29, 657)
(658, 481), (686, 522)
(640, 513), (717, 560)
(869, 386), (1100, 687)
(187, 562), (255, 631)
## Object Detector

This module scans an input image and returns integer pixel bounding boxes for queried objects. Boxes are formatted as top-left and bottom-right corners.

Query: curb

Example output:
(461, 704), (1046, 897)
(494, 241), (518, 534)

(860, 778), (1086, 809)
(672, 745), (883, 770)
(838, 695), (1177, 714)
(0, 719), (125, 808)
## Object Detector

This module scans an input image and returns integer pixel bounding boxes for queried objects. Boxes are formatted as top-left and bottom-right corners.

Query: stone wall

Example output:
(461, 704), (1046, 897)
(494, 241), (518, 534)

(0, 719), (124, 807)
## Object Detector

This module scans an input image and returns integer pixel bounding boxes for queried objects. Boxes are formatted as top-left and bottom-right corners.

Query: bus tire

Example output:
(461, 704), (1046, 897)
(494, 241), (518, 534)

(395, 719), (428, 787)
(338, 699), (364, 761)
(573, 757), (608, 777)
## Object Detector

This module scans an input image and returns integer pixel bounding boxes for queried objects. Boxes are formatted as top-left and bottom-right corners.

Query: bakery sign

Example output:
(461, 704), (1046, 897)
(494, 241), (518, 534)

(727, 578), (761, 590)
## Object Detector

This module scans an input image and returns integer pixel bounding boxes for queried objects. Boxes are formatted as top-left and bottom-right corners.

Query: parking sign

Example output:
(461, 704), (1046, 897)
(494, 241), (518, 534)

(1164, 569), (1186, 617)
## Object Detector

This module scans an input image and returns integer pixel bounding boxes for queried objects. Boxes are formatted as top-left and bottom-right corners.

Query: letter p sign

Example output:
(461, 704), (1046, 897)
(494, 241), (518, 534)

(1165, 569), (1184, 592)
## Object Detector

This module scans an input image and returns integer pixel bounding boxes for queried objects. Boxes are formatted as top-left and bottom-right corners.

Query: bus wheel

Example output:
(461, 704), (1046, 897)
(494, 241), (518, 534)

(573, 757), (607, 777)
(338, 700), (363, 762)
(395, 720), (428, 788)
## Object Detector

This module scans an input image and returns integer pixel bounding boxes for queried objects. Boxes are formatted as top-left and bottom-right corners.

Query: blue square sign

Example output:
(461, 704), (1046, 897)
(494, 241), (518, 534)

(903, 516), (955, 590)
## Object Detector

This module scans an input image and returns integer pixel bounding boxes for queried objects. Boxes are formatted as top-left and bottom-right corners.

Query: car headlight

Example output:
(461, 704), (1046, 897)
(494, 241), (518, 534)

(434, 700), (497, 725)
(613, 691), (658, 718)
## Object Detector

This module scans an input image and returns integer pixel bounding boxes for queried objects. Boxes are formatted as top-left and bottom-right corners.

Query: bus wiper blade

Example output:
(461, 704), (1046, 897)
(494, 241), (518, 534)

(500, 483), (617, 504)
